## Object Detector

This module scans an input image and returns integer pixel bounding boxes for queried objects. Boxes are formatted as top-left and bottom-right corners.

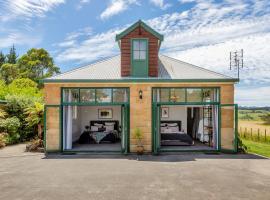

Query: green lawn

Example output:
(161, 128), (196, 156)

(242, 139), (270, 158)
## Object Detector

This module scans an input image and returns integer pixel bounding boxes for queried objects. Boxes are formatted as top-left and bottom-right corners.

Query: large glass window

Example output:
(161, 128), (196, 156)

(80, 89), (95, 102)
(170, 88), (185, 102)
(133, 40), (147, 60)
(96, 89), (112, 103)
(63, 89), (79, 103)
(113, 89), (128, 103)
(202, 88), (216, 102)
(186, 89), (202, 102)
(160, 89), (170, 102)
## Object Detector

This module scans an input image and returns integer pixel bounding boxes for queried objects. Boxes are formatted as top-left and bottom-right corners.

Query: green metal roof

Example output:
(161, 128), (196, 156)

(115, 20), (164, 41)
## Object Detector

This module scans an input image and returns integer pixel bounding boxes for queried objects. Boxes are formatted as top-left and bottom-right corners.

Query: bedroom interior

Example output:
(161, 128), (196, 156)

(159, 105), (219, 150)
(63, 105), (123, 151)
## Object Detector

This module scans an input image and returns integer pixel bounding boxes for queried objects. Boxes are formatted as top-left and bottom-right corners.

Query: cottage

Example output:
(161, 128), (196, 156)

(43, 20), (238, 154)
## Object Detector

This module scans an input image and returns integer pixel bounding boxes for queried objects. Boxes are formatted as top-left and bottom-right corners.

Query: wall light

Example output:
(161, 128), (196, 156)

(139, 90), (143, 99)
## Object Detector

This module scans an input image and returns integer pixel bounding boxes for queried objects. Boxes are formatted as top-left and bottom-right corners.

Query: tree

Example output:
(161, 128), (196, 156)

(0, 80), (7, 99)
(24, 102), (44, 139)
(6, 45), (18, 64)
(0, 63), (19, 84)
(0, 51), (5, 67)
(8, 78), (41, 97)
(18, 48), (60, 82)
(260, 113), (270, 124)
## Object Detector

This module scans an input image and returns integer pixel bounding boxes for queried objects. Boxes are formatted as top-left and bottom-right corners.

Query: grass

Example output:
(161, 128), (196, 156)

(241, 139), (270, 158)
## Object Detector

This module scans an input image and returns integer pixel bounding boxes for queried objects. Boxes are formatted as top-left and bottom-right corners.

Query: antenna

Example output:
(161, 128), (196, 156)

(230, 49), (243, 79)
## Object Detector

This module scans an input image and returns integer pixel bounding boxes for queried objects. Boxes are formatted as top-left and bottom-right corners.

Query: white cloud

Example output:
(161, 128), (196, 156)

(0, 31), (41, 48)
(76, 0), (91, 10)
(149, 0), (171, 10)
(0, 0), (65, 21)
(100, 0), (139, 20)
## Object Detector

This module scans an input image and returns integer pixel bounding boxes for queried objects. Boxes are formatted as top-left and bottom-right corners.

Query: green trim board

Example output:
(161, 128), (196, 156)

(115, 20), (164, 42)
(41, 78), (239, 83)
(131, 38), (149, 77)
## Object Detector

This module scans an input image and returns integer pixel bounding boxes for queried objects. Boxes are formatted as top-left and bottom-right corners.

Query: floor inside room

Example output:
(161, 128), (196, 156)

(72, 142), (122, 151)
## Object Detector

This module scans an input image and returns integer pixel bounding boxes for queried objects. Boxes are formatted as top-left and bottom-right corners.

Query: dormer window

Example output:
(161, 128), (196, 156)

(133, 40), (147, 60)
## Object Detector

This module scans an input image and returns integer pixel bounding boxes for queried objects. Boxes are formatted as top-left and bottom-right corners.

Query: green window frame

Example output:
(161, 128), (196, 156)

(62, 88), (129, 104)
(152, 87), (220, 104)
(132, 39), (147, 60)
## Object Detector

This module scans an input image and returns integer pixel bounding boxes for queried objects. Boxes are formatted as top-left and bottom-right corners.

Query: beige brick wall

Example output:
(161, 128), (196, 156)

(44, 82), (235, 152)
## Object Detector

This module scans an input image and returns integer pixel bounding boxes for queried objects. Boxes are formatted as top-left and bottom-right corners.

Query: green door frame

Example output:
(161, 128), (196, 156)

(131, 38), (149, 77)
(44, 105), (62, 153)
(59, 87), (130, 154)
(219, 104), (238, 153)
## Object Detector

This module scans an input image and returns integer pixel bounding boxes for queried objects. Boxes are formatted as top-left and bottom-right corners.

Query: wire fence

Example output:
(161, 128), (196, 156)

(238, 127), (270, 143)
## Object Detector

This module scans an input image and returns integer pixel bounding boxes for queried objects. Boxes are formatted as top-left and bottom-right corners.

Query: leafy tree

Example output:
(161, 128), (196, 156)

(18, 48), (60, 82)
(0, 51), (5, 67)
(260, 113), (270, 124)
(8, 78), (42, 97)
(24, 102), (44, 139)
(0, 63), (19, 84)
(6, 45), (18, 64)
(0, 80), (7, 99)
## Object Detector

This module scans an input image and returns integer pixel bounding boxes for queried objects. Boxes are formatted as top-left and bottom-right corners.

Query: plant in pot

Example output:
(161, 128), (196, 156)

(134, 128), (144, 155)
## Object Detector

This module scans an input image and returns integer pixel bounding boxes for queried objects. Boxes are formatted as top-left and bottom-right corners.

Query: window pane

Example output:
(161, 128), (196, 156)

(202, 88), (215, 102)
(80, 89), (95, 102)
(160, 89), (170, 102)
(139, 51), (146, 60)
(133, 41), (140, 50)
(187, 89), (202, 102)
(63, 89), (79, 102)
(133, 51), (140, 59)
(170, 88), (185, 102)
(96, 89), (112, 103)
(113, 89), (127, 102)
(139, 41), (146, 51)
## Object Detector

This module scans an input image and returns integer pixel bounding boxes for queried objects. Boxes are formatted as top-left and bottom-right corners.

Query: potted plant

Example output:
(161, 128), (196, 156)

(134, 128), (144, 155)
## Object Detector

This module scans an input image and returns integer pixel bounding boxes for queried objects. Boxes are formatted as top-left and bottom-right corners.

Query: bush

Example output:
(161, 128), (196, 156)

(0, 133), (6, 148)
(0, 117), (21, 144)
(26, 138), (44, 152)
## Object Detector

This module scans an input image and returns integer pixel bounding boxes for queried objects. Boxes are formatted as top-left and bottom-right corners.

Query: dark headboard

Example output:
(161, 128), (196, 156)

(90, 120), (120, 131)
(160, 120), (181, 131)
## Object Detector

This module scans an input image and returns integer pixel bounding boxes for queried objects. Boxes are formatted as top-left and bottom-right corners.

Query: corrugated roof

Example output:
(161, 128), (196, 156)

(46, 54), (234, 81)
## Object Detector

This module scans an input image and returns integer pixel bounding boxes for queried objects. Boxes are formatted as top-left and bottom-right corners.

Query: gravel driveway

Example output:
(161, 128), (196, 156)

(1, 144), (270, 200)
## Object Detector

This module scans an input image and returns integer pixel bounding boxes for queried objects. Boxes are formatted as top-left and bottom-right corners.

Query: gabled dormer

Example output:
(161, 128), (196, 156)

(116, 20), (163, 77)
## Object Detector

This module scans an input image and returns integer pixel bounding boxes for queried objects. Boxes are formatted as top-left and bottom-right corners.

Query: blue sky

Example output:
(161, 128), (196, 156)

(0, 0), (270, 106)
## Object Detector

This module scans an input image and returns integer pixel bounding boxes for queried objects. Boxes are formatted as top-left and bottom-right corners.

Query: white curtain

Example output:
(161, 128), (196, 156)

(212, 105), (219, 149)
(66, 90), (73, 149)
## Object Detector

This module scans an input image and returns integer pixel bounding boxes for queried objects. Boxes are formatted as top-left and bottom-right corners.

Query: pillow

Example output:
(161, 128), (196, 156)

(160, 123), (167, 127)
(91, 126), (99, 131)
(105, 122), (115, 126)
(167, 123), (178, 127)
(105, 125), (114, 132)
(94, 123), (103, 128)
(160, 127), (167, 132)
(170, 126), (179, 132)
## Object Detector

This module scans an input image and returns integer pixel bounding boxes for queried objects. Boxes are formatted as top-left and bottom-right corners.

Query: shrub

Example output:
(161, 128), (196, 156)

(0, 117), (20, 145)
(0, 133), (6, 148)
(26, 137), (44, 152)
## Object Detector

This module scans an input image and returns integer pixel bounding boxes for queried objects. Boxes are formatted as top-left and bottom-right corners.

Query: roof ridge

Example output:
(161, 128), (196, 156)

(48, 55), (120, 79)
(159, 54), (234, 79)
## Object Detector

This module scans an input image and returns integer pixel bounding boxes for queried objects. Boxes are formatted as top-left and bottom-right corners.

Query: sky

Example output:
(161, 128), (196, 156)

(0, 0), (270, 107)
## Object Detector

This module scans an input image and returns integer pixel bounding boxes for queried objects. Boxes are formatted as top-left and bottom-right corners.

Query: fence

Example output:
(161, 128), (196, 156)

(239, 127), (270, 143)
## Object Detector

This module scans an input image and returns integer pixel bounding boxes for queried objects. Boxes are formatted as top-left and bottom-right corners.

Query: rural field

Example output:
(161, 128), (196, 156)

(238, 108), (270, 157)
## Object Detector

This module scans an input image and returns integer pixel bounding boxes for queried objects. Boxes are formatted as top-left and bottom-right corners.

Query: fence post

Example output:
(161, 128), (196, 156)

(257, 128), (260, 141)
(265, 129), (267, 142)
(251, 128), (252, 140)
(244, 127), (247, 138)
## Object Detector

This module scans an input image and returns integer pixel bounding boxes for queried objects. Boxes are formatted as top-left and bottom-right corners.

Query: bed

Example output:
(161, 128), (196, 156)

(89, 120), (120, 143)
(160, 121), (193, 146)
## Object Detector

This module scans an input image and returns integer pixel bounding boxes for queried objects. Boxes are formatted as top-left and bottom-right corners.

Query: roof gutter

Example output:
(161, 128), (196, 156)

(40, 78), (239, 83)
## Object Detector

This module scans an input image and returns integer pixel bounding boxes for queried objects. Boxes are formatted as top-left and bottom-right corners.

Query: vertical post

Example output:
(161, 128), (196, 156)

(251, 128), (252, 140)
(257, 128), (260, 141)
(265, 129), (267, 142)
(244, 127), (247, 138)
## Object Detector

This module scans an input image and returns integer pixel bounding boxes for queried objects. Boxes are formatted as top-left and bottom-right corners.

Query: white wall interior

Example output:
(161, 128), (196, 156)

(161, 105), (187, 132)
(78, 106), (122, 133)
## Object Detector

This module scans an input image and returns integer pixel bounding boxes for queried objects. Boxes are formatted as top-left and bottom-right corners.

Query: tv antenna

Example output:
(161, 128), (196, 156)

(230, 49), (243, 79)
